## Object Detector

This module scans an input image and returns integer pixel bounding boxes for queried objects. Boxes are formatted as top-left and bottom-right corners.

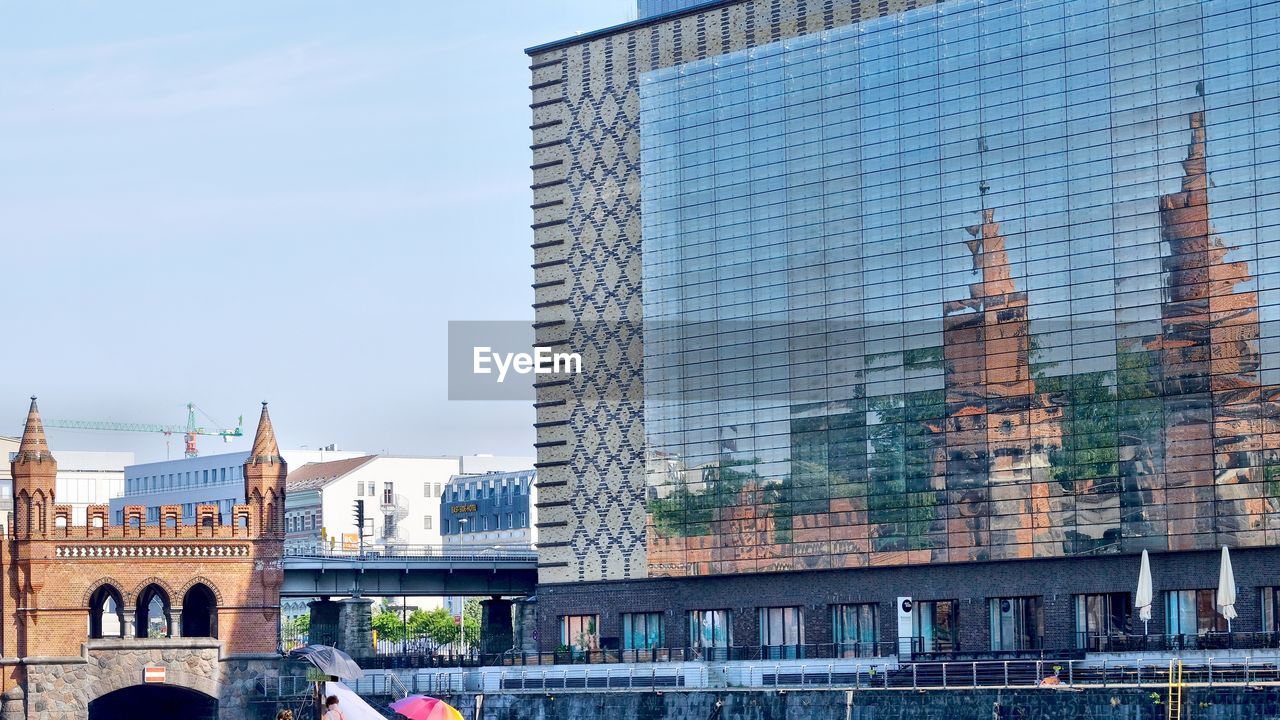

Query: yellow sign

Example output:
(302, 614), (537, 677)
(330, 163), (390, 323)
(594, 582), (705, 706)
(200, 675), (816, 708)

(341, 533), (359, 551)
(451, 504), (478, 514)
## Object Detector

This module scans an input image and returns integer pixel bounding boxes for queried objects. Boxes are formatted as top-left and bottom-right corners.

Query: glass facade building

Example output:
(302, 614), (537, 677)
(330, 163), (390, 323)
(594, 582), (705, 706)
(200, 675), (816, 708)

(640, 0), (1280, 578)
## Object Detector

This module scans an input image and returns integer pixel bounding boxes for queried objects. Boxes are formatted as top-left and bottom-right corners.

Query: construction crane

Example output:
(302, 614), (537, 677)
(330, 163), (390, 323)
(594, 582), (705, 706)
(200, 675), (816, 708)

(44, 403), (243, 458)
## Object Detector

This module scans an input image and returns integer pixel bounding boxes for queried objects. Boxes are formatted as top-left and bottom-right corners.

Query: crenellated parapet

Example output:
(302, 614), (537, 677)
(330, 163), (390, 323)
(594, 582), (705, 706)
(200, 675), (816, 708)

(47, 503), (260, 540)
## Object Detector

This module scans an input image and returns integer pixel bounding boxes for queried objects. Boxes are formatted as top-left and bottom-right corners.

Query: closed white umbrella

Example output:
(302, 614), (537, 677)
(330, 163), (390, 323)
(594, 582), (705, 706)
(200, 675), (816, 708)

(1217, 546), (1238, 632)
(1136, 549), (1153, 635)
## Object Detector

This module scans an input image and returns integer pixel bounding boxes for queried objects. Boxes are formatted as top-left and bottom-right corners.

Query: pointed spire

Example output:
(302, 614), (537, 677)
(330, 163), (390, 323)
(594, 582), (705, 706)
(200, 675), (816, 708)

(248, 401), (283, 465)
(15, 396), (54, 464)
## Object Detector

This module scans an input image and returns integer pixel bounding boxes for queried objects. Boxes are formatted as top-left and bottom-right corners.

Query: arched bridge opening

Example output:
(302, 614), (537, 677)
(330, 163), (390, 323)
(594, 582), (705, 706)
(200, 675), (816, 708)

(88, 684), (217, 720)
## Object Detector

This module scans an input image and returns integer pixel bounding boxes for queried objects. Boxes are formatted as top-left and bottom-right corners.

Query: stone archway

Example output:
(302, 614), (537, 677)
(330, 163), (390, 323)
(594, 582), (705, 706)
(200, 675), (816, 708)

(88, 684), (217, 720)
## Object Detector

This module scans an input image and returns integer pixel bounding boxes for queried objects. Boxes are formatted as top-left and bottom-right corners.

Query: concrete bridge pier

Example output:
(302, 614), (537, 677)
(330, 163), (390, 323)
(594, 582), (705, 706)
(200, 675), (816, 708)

(339, 597), (375, 659)
(480, 597), (514, 656)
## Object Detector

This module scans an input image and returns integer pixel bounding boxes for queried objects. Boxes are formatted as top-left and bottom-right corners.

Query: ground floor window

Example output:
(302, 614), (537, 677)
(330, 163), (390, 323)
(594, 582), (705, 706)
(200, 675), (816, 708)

(1075, 592), (1132, 649)
(1165, 589), (1227, 635)
(758, 607), (804, 658)
(989, 596), (1043, 651)
(622, 612), (664, 650)
(832, 603), (878, 657)
(912, 600), (958, 653)
(559, 615), (599, 652)
(1263, 588), (1280, 633)
(688, 609), (732, 658)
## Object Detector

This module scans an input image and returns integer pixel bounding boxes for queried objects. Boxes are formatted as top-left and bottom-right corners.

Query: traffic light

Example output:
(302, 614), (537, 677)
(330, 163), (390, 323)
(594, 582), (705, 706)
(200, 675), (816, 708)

(353, 499), (365, 537)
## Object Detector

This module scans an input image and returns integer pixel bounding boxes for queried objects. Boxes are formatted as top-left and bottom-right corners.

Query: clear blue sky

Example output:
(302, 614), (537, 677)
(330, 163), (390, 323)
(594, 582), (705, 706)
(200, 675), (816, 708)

(0, 1), (632, 461)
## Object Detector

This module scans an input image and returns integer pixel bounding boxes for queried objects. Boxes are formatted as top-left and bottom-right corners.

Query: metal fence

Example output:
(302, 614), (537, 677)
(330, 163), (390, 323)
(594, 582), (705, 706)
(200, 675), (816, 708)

(310, 656), (1280, 698)
(1076, 631), (1280, 653)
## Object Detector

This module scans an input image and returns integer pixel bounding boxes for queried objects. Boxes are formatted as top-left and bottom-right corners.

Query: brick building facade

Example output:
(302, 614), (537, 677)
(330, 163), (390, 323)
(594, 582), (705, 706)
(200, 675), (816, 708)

(0, 398), (288, 719)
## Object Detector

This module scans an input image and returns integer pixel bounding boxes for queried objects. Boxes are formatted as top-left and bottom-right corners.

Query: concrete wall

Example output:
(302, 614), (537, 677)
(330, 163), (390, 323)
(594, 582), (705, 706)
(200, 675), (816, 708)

(349, 688), (1280, 720)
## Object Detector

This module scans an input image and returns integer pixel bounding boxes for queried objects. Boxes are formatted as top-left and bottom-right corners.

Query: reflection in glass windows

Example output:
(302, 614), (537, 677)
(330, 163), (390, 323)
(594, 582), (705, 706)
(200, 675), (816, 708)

(989, 597), (1044, 651)
(639, 0), (1280, 578)
(1263, 588), (1280, 633)
(1165, 590), (1228, 636)
(832, 603), (878, 657)
(560, 615), (600, 651)
(622, 612), (665, 650)
(1075, 593), (1133, 650)
(911, 600), (958, 654)
(688, 609), (732, 659)
(758, 606), (804, 658)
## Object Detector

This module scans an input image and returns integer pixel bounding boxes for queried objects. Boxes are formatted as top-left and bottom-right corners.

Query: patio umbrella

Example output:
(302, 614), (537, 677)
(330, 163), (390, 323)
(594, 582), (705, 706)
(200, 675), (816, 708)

(390, 695), (464, 720)
(1217, 546), (1238, 632)
(287, 644), (365, 680)
(1135, 549), (1153, 634)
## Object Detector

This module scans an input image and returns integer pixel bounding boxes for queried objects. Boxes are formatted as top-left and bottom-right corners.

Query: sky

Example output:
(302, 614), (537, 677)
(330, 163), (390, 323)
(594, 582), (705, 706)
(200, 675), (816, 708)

(0, 1), (633, 462)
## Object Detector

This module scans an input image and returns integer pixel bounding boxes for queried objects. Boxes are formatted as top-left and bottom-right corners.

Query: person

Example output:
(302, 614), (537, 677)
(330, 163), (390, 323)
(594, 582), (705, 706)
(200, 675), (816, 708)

(275, 711), (294, 720)
(322, 695), (345, 720)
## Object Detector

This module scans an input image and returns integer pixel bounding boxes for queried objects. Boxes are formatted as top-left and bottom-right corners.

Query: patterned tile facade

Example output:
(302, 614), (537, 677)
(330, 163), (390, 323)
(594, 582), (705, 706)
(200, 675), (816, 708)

(527, 0), (939, 584)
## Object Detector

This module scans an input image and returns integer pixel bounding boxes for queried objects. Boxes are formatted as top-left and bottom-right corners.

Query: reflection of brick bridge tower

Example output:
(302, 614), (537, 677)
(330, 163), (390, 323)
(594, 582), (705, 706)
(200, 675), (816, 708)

(1, 398), (288, 719)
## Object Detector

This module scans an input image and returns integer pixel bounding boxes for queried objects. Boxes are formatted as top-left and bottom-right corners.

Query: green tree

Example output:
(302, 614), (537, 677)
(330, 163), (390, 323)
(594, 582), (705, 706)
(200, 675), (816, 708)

(409, 607), (460, 647)
(372, 610), (406, 643)
(462, 598), (482, 651)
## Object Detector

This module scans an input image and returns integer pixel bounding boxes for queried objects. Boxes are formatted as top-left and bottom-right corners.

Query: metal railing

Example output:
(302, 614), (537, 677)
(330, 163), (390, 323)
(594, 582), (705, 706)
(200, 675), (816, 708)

(329, 657), (1280, 697)
(283, 543), (536, 561)
(487, 642), (901, 666)
(1076, 631), (1280, 653)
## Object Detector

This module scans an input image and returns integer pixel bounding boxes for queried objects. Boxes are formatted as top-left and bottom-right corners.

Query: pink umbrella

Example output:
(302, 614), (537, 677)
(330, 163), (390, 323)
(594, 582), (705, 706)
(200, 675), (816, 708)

(390, 695), (464, 720)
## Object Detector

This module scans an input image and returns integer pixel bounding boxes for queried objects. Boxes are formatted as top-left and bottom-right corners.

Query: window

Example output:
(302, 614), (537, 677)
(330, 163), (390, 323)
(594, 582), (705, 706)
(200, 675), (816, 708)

(622, 612), (664, 650)
(832, 603), (878, 657)
(688, 609), (732, 658)
(911, 600), (958, 654)
(382, 481), (394, 505)
(424, 482), (431, 497)
(990, 597), (1044, 651)
(1262, 588), (1280, 633)
(434, 483), (442, 497)
(758, 607), (804, 658)
(560, 615), (599, 651)
(443, 519), (451, 534)
(1075, 592), (1133, 649)
(424, 515), (433, 530)
(1165, 590), (1228, 635)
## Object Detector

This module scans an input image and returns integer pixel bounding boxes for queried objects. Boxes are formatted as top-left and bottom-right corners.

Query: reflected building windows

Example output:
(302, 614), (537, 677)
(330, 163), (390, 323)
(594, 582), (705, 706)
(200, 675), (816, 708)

(910, 600), (958, 654)
(688, 609), (732, 659)
(832, 603), (878, 657)
(622, 612), (665, 650)
(758, 606), (804, 658)
(559, 615), (600, 652)
(1165, 590), (1228, 636)
(989, 597), (1044, 651)
(1262, 588), (1280, 633)
(1075, 592), (1132, 650)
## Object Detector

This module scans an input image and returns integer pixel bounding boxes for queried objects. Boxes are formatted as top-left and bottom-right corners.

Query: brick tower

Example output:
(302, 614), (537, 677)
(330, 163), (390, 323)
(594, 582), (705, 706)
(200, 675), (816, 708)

(244, 402), (287, 537)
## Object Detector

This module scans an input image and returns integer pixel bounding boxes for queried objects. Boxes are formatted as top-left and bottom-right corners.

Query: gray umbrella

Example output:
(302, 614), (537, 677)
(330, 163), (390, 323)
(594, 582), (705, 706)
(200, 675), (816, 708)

(288, 644), (365, 680)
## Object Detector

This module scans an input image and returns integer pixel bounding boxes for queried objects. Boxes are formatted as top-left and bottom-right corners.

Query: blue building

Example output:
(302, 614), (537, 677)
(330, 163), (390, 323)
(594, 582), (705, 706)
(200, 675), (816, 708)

(440, 469), (536, 546)
(112, 449), (364, 525)
(111, 452), (247, 525)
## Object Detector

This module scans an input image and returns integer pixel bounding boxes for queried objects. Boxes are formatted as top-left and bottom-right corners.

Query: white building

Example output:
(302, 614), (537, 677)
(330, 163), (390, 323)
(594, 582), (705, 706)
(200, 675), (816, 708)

(2, 438), (132, 525)
(284, 454), (533, 554)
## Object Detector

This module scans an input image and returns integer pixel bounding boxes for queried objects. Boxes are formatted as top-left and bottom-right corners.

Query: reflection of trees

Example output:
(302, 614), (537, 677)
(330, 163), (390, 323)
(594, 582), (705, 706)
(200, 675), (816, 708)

(1033, 344), (1164, 553)
(866, 388), (944, 551)
(648, 458), (762, 538)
